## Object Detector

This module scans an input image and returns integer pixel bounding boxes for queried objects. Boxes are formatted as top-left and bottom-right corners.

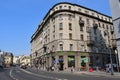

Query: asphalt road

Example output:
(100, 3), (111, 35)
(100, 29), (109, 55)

(0, 67), (120, 80)
(0, 68), (13, 80)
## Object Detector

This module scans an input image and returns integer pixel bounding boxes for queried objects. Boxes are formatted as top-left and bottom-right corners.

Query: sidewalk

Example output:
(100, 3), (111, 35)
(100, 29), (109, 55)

(75, 71), (120, 78)
(27, 67), (120, 78)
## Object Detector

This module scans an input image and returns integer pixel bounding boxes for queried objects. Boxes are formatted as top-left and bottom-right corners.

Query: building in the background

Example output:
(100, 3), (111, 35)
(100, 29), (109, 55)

(13, 56), (20, 65)
(20, 55), (30, 66)
(0, 51), (4, 68)
(4, 52), (13, 68)
(109, 0), (120, 65)
(31, 2), (116, 71)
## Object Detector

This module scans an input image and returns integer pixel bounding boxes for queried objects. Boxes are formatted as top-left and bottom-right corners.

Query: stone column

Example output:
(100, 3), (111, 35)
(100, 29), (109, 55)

(63, 54), (68, 70)
(75, 53), (80, 71)
(49, 55), (52, 67)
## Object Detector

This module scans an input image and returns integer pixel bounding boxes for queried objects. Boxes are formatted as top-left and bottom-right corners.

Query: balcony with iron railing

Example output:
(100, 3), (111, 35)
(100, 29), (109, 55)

(111, 29), (114, 34)
(79, 20), (84, 26)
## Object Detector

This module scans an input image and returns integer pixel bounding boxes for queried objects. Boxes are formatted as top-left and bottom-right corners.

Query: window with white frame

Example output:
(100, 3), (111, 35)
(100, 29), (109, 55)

(59, 23), (63, 30)
(70, 44), (73, 51)
(59, 44), (63, 51)
(69, 23), (72, 30)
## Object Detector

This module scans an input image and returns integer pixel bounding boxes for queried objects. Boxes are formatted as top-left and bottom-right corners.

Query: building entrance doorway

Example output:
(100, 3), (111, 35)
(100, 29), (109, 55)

(80, 56), (87, 70)
(58, 56), (64, 70)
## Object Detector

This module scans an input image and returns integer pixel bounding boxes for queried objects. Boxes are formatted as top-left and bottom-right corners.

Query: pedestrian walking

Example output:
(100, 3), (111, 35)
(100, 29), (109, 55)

(71, 66), (74, 72)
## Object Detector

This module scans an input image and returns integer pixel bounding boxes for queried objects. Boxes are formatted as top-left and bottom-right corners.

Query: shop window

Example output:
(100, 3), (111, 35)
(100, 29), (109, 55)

(68, 56), (75, 67)
(81, 56), (86, 67)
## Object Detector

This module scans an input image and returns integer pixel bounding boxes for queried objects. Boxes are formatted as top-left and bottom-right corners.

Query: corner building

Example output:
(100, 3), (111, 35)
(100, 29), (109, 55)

(31, 2), (117, 71)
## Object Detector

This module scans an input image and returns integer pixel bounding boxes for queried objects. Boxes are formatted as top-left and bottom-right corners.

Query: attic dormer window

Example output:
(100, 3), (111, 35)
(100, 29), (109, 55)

(59, 6), (62, 9)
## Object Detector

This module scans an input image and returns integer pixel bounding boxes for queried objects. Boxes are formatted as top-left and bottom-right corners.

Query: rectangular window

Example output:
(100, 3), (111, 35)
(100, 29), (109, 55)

(59, 44), (63, 51)
(80, 34), (84, 41)
(69, 33), (72, 40)
(69, 23), (72, 30)
(99, 23), (101, 27)
(80, 26), (83, 31)
(86, 18), (89, 24)
(52, 45), (54, 51)
(103, 24), (104, 28)
(70, 44), (73, 51)
(59, 23), (63, 30)
(53, 25), (55, 33)
(59, 14), (63, 20)
(59, 33), (63, 39)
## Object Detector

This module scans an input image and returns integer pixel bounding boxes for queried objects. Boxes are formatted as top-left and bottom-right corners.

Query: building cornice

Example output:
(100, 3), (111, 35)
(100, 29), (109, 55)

(31, 2), (113, 42)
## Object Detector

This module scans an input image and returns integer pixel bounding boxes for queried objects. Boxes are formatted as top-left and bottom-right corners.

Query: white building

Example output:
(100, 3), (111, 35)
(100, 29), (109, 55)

(31, 2), (116, 71)
(13, 56), (19, 65)
(110, 0), (120, 65)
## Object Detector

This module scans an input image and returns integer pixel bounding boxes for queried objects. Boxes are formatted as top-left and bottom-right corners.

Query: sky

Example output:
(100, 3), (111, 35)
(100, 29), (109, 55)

(0, 0), (111, 56)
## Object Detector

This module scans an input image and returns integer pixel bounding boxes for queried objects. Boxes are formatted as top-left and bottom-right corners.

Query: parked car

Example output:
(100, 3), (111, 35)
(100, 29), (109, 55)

(20, 64), (27, 69)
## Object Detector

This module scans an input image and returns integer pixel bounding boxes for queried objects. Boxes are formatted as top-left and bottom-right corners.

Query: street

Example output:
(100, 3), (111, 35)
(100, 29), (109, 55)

(0, 67), (120, 80)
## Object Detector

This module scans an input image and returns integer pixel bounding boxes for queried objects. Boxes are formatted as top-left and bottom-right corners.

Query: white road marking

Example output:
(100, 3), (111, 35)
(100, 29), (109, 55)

(9, 68), (19, 80)
(20, 68), (68, 80)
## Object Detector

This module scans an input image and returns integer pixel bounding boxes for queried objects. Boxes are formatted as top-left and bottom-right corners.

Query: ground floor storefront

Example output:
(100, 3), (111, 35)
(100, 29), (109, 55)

(31, 51), (116, 71)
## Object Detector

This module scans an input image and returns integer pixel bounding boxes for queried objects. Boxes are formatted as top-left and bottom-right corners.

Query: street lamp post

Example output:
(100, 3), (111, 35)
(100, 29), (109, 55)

(109, 46), (114, 75)
(115, 49), (119, 72)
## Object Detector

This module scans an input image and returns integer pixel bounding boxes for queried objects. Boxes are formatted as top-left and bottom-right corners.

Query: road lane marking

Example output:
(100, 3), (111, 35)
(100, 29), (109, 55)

(20, 68), (68, 80)
(9, 68), (19, 80)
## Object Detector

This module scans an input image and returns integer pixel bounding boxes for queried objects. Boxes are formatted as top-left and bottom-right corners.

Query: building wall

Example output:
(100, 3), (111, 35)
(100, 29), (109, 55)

(31, 2), (116, 70)
(4, 56), (13, 67)
(20, 55), (30, 66)
(110, 0), (120, 64)
(0, 52), (4, 67)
